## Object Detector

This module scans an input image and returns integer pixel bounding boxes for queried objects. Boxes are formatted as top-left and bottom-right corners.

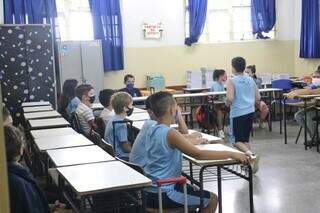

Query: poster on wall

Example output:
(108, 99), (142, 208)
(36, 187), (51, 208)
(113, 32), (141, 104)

(142, 22), (163, 39)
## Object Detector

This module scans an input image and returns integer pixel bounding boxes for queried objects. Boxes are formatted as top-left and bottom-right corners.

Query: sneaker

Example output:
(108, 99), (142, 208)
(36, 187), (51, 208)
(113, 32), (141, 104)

(251, 154), (260, 174)
(218, 130), (225, 139)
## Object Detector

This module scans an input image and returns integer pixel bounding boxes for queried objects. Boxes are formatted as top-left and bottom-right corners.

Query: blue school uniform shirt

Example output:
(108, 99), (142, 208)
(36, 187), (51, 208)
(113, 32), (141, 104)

(104, 115), (129, 159)
(129, 120), (157, 167)
(210, 81), (225, 92)
(229, 75), (256, 118)
(144, 124), (182, 193)
(66, 97), (80, 115)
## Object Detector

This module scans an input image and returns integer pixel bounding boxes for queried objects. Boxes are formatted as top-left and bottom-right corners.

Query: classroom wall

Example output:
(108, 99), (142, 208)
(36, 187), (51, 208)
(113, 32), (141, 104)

(104, 0), (297, 89)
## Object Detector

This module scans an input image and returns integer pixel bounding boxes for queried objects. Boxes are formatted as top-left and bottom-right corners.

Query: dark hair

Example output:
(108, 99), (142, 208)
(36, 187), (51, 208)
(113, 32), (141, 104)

(76, 84), (93, 100)
(213, 69), (226, 81)
(145, 95), (153, 110)
(232, 57), (246, 73)
(3, 106), (11, 121)
(314, 70), (320, 76)
(4, 125), (24, 162)
(247, 65), (257, 79)
(150, 91), (175, 118)
(124, 74), (134, 83)
(58, 79), (78, 114)
(99, 89), (115, 108)
(317, 65), (320, 71)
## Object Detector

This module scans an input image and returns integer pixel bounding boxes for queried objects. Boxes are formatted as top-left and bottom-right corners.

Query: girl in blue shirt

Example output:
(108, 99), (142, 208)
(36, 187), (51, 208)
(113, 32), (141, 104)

(210, 69), (227, 139)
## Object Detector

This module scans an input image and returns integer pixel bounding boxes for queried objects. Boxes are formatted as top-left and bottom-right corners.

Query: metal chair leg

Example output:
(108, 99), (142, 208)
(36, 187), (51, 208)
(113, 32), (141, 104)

(295, 126), (303, 144)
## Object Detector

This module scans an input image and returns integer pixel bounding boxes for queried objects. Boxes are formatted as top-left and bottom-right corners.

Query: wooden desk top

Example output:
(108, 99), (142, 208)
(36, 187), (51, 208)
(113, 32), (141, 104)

(127, 112), (150, 121)
(34, 134), (93, 151)
(31, 127), (77, 139)
(183, 144), (244, 166)
(22, 101), (51, 107)
(28, 117), (70, 130)
(23, 105), (53, 113)
(57, 161), (152, 196)
(47, 145), (115, 167)
(24, 111), (61, 120)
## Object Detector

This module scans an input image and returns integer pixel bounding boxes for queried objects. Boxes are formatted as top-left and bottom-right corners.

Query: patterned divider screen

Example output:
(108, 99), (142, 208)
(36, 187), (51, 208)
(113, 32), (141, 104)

(0, 25), (56, 124)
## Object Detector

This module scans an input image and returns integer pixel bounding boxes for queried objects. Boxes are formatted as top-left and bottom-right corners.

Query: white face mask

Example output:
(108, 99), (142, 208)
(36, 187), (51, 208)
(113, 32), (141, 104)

(312, 78), (320, 86)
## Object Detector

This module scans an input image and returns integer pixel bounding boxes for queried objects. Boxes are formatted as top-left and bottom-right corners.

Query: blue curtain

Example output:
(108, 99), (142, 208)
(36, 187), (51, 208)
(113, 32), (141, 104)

(251, 0), (276, 39)
(4, 0), (57, 25)
(300, 0), (320, 58)
(185, 0), (207, 46)
(89, 0), (124, 72)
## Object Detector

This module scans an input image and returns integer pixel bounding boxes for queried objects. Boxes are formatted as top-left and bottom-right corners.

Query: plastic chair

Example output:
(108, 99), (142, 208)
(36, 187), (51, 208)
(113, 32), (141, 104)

(100, 138), (115, 157)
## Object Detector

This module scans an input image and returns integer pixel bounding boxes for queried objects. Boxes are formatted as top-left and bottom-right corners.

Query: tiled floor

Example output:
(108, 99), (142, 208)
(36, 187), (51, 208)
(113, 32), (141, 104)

(197, 122), (320, 213)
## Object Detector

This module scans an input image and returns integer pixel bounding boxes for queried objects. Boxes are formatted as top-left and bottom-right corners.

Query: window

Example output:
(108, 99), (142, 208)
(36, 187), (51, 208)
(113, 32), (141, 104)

(185, 0), (275, 43)
(56, 0), (94, 41)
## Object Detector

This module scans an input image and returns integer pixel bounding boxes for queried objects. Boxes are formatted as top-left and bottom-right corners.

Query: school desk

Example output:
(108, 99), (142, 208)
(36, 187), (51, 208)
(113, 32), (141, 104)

(28, 117), (70, 130)
(127, 112), (150, 121)
(132, 120), (178, 130)
(22, 101), (51, 107)
(182, 144), (255, 213)
(57, 161), (152, 212)
(24, 110), (61, 120)
(30, 127), (77, 139)
(188, 130), (222, 143)
(91, 103), (146, 114)
(283, 94), (320, 150)
(183, 87), (210, 93)
(23, 105), (53, 113)
(47, 145), (115, 167)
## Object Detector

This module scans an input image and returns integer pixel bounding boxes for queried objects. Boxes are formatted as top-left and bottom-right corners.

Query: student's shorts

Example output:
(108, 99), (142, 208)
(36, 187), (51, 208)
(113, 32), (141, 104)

(146, 184), (211, 209)
(230, 112), (254, 143)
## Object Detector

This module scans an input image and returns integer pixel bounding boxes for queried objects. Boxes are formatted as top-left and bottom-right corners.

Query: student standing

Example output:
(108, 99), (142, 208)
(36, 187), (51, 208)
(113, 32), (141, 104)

(144, 92), (250, 212)
(75, 84), (96, 136)
(226, 57), (260, 174)
(104, 92), (133, 161)
(210, 69), (228, 138)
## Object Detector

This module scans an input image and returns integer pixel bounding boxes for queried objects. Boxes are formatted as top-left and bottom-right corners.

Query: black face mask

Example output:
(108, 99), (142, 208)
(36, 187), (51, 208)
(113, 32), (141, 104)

(126, 107), (134, 116)
(89, 95), (95, 104)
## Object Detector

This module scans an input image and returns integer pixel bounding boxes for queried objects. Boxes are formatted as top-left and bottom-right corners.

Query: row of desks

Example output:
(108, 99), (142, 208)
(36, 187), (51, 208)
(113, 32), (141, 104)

(22, 101), (254, 213)
(22, 102), (152, 212)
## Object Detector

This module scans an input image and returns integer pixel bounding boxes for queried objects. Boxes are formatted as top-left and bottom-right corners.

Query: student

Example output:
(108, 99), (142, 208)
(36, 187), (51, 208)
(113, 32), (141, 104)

(210, 69), (227, 138)
(129, 95), (207, 167)
(58, 79), (80, 119)
(75, 84), (96, 136)
(288, 70), (320, 140)
(3, 106), (13, 126)
(226, 57), (260, 174)
(119, 74), (142, 97)
(104, 92), (133, 161)
(99, 89), (115, 125)
(246, 65), (269, 128)
(144, 91), (250, 212)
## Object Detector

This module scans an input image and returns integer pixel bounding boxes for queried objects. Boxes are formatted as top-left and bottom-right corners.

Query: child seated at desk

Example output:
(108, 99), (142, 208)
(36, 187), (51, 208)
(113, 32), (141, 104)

(105, 92), (133, 161)
(99, 89), (115, 125)
(226, 57), (260, 174)
(246, 65), (269, 128)
(210, 69), (227, 138)
(119, 74), (142, 97)
(3, 106), (13, 126)
(129, 94), (208, 167)
(5, 125), (67, 213)
(143, 91), (250, 212)
(58, 79), (80, 119)
(75, 84), (97, 136)
(287, 69), (320, 141)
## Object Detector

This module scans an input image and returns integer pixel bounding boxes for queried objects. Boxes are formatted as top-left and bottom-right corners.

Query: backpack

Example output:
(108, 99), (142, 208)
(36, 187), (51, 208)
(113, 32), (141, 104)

(196, 104), (216, 131)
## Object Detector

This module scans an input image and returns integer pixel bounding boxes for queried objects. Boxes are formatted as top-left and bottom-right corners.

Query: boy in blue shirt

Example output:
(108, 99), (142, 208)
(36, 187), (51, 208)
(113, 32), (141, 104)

(226, 57), (260, 174)
(119, 74), (142, 97)
(130, 95), (206, 167)
(210, 69), (227, 138)
(105, 92), (133, 161)
(144, 91), (250, 212)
